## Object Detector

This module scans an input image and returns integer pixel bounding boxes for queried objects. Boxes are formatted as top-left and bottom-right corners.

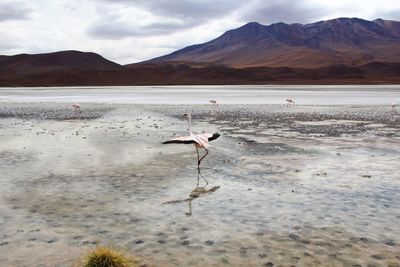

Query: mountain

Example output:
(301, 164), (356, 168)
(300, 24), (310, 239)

(1, 18), (400, 86)
(149, 18), (400, 68)
(0, 50), (123, 75)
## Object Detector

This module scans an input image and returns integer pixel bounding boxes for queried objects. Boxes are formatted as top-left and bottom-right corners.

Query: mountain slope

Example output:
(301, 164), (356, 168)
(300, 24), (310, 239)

(0, 50), (124, 75)
(149, 18), (400, 68)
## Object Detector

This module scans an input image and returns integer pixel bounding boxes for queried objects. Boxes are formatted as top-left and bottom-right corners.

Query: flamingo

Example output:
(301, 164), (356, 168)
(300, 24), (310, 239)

(72, 103), (81, 112)
(209, 100), (218, 108)
(162, 113), (220, 188)
(286, 99), (295, 107)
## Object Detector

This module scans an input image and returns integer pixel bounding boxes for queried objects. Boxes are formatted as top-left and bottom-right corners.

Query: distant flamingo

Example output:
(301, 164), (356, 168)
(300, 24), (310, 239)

(209, 100), (218, 107)
(286, 99), (295, 107)
(72, 103), (81, 112)
(162, 113), (220, 188)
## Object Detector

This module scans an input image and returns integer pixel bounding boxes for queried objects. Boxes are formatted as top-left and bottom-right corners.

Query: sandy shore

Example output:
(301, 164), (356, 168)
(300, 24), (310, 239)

(0, 102), (399, 266)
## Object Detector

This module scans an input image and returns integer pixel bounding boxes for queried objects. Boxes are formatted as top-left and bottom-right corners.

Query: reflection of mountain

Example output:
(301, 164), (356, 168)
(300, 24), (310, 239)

(150, 18), (400, 68)
(1, 18), (400, 86)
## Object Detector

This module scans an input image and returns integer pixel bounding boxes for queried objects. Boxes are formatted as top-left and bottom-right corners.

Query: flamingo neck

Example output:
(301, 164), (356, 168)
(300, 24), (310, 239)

(187, 117), (192, 134)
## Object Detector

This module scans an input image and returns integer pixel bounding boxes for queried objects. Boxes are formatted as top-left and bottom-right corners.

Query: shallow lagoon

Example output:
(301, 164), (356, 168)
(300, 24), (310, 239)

(0, 87), (400, 266)
(1, 85), (400, 105)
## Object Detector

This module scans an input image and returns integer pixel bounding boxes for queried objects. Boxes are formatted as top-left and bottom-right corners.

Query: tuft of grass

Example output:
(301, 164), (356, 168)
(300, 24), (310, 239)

(79, 246), (137, 267)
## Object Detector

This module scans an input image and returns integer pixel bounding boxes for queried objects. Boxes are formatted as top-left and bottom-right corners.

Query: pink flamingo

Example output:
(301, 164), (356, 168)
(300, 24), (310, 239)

(209, 100), (218, 107)
(72, 103), (81, 112)
(163, 113), (220, 188)
(286, 99), (295, 107)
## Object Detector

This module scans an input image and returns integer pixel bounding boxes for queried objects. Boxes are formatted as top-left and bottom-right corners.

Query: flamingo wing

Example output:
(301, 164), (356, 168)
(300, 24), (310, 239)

(193, 133), (220, 146)
(207, 132), (220, 142)
(162, 132), (220, 145)
(162, 135), (196, 144)
(192, 133), (210, 148)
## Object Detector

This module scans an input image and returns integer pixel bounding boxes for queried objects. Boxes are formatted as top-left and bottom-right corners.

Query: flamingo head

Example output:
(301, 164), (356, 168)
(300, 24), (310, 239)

(183, 113), (192, 120)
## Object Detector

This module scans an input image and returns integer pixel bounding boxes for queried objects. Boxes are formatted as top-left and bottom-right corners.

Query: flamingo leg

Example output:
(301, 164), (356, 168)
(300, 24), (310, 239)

(195, 147), (209, 188)
(198, 148), (209, 187)
(196, 147), (200, 188)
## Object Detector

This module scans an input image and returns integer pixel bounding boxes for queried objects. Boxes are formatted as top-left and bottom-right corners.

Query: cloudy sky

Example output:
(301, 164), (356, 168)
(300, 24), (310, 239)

(1, 0), (400, 64)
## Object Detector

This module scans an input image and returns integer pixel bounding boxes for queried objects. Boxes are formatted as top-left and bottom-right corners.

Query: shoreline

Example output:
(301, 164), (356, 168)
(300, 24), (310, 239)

(2, 84), (400, 90)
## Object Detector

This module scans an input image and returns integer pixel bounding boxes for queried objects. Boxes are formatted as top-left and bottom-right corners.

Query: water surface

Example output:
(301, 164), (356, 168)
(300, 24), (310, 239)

(1, 85), (400, 105)
(0, 88), (399, 266)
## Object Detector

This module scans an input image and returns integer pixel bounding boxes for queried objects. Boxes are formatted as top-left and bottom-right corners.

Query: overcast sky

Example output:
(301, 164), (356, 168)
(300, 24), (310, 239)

(1, 0), (400, 64)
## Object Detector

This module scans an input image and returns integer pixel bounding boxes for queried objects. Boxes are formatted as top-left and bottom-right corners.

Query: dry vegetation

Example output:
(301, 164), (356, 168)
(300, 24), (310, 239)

(76, 246), (137, 267)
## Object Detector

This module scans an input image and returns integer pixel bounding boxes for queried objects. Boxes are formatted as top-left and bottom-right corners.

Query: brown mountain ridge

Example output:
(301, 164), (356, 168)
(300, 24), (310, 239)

(149, 18), (400, 68)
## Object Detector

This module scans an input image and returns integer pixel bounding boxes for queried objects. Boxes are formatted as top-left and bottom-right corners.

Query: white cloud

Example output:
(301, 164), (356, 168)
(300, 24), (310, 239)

(0, 1), (33, 21)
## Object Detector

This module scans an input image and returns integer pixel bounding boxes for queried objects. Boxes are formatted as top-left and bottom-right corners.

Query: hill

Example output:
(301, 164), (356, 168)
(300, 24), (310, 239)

(0, 50), (123, 75)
